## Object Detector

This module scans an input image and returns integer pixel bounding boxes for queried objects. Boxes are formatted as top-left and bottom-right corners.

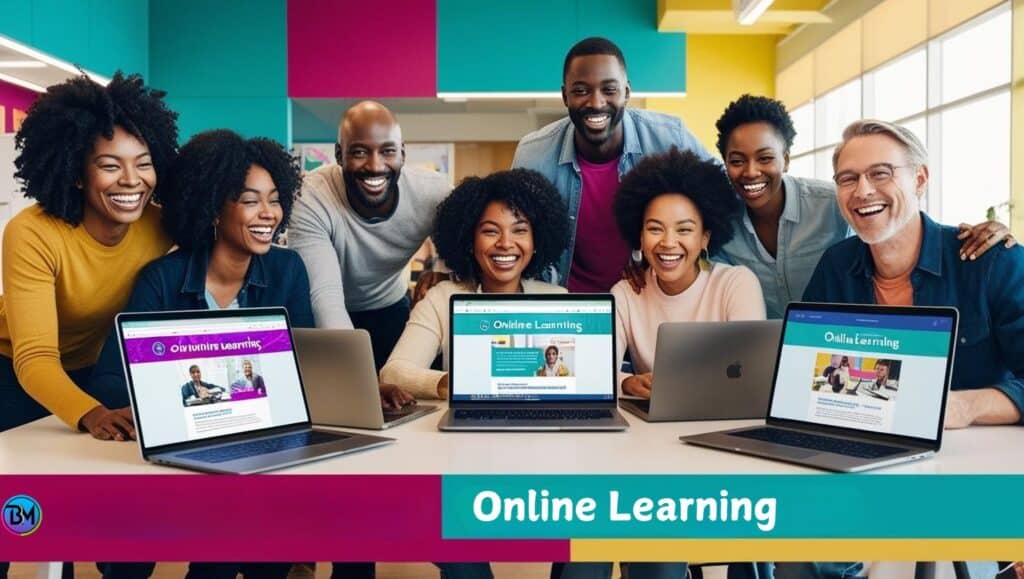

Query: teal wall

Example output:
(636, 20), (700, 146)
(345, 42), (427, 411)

(149, 0), (289, 144)
(437, 0), (686, 93)
(0, 0), (148, 78)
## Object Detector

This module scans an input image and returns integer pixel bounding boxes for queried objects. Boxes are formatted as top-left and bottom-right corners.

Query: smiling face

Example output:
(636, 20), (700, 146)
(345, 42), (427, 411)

(190, 366), (201, 382)
(81, 125), (156, 233)
(338, 114), (404, 213)
(725, 122), (789, 212)
(562, 54), (629, 153)
(473, 200), (534, 292)
(545, 347), (558, 366)
(215, 164), (282, 256)
(834, 134), (927, 245)
(641, 193), (710, 296)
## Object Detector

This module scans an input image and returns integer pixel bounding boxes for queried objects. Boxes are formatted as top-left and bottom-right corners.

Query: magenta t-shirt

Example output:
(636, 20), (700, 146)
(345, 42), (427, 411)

(568, 156), (631, 293)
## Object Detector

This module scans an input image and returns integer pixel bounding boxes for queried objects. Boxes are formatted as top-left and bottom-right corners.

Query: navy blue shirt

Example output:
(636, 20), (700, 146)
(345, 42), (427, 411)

(803, 212), (1024, 423)
(89, 246), (315, 392)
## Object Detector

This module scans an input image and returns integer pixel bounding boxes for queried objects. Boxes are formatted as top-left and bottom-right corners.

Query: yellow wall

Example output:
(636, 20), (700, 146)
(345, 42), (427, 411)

(646, 34), (778, 154)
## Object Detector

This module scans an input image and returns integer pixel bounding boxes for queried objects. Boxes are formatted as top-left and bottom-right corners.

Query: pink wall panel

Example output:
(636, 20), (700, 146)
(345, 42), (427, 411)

(0, 79), (37, 133)
(288, 0), (437, 98)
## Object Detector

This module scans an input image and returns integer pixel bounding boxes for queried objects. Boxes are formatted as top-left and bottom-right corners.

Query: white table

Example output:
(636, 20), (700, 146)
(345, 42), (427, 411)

(4, 405), (1022, 475)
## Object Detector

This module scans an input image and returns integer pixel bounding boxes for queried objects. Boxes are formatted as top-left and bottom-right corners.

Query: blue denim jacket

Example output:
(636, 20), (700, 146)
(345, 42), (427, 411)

(803, 212), (1024, 422)
(715, 174), (851, 319)
(89, 246), (315, 393)
(511, 108), (713, 285)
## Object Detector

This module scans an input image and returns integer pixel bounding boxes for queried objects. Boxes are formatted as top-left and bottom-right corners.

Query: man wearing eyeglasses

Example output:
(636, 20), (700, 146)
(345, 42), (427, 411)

(803, 119), (1023, 430)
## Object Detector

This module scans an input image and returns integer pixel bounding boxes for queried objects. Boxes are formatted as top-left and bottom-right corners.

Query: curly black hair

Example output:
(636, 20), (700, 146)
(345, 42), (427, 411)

(715, 94), (797, 159)
(433, 168), (570, 282)
(613, 147), (740, 254)
(13, 71), (179, 225)
(159, 129), (301, 251)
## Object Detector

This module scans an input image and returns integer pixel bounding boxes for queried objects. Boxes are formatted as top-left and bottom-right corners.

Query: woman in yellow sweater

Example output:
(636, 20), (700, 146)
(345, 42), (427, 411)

(0, 72), (178, 437)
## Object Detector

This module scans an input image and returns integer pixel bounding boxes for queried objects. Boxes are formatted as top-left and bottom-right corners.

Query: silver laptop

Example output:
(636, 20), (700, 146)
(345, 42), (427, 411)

(116, 307), (394, 474)
(292, 328), (438, 429)
(620, 320), (782, 422)
(681, 302), (958, 472)
(438, 293), (628, 431)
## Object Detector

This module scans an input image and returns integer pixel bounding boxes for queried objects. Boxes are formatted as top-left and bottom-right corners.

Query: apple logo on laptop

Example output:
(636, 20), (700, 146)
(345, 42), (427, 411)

(726, 361), (742, 379)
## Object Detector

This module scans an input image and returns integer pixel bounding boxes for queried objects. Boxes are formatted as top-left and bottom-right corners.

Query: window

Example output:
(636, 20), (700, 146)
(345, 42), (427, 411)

(790, 102), (815, 156)
(814, 79), (862, 148)
(938, 5), (1011, 105)
(865, 48), (927, 122)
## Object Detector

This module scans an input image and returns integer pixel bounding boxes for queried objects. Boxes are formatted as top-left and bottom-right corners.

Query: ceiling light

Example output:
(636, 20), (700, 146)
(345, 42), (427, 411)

(0, 71), (44, 92)
(0, 60), (46, 69)
(0, 34), (110, 85)
(734, 0), (775, 25)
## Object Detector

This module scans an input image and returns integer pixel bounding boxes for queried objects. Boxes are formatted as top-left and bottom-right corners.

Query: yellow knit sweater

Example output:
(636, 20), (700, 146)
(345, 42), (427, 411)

(0, 204), (171, 429)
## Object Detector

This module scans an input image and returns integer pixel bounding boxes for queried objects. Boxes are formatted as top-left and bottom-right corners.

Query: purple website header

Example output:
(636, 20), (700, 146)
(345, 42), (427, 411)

(124, 329), (293, 364)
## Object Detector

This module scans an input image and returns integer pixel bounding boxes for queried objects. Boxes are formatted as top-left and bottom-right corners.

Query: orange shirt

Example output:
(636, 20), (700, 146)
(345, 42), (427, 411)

(874, 269), (914, 306)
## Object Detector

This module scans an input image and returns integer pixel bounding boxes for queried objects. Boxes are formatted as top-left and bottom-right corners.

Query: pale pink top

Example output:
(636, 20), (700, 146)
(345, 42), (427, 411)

(609, 263), (767, 393)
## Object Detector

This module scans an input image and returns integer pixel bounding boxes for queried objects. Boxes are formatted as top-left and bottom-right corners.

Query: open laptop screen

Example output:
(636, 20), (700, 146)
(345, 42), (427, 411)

(119, 311), (309, 449)
(450, 296), (615, 402)
(769, 305), (956, 441)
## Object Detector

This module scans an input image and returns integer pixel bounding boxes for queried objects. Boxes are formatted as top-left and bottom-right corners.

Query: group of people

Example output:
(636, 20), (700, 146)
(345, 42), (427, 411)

(0, 33), (1022, 579)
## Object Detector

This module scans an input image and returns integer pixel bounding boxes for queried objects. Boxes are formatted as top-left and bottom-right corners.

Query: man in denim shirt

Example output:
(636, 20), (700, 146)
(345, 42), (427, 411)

(803, 119), (1023, 428)
(512, 37), (713, 291)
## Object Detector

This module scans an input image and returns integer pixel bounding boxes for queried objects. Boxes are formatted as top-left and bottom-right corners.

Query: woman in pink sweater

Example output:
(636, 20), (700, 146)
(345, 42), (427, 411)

(611, 147), (766, 398)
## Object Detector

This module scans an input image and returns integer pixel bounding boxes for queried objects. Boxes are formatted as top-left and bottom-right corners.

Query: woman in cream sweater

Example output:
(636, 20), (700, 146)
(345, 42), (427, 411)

(380, 168), (570, 400)
(611, 147), (767, 399)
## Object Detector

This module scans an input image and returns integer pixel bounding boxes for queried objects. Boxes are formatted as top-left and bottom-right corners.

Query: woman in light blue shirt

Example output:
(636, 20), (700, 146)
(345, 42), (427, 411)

(713, 94), (1014, 319)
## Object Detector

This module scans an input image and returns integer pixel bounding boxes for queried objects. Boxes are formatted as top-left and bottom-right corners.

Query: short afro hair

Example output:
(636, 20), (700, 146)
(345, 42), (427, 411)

(613, 147), (740, 254)
(159, 129), (301, 251)
(715, 94), (797, 158)
(563, 37), (627, 81)
(433, 168), (570, 282)
(14, 71), (179, 225)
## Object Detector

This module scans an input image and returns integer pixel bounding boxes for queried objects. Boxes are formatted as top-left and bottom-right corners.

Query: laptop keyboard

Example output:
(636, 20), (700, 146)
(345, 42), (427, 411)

(729, 427), (907, 459)
(454, 408), (613, 421)
(177, 430), (348, 464)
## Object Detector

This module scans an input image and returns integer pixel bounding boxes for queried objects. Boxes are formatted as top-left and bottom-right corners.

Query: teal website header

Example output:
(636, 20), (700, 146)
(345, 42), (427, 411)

(441, 475), (1024, 539)
(785, 322), (950, 357)
(453, 314), (612, 336)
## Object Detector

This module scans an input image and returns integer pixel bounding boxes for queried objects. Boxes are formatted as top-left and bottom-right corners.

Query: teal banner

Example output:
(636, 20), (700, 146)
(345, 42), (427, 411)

(453, 314), (611, 335)
(785, 322), (950, 357)
(441, 475), (1024, 539)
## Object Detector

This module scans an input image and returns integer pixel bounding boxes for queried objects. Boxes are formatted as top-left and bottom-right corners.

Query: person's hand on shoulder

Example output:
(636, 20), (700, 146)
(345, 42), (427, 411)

(957, 220), (1016, 261)
(412, 271), (451, 307)
(379, 383), (416, 409)
(621, 259), (647, 294)
(79, 406), (136, 441)
(622, 373), (653, 398)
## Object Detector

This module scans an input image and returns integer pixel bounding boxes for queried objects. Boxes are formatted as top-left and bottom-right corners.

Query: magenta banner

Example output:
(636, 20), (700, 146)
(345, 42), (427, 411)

(124, 330), (294, 364)
(0, 475), (567, 560)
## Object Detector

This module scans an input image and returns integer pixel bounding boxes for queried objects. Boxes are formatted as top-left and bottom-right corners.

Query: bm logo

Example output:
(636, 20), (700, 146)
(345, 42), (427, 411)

(3, 495), (42, 536)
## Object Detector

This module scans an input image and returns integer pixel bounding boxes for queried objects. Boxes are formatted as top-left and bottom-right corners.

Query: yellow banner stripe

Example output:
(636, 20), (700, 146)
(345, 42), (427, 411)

(571, 539), (1024, 560)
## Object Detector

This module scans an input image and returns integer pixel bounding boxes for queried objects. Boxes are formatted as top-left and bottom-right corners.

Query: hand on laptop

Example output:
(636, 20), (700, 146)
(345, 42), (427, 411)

(79, 406), (136, 441)
(622, 373), (653, 398)
(379, 383), (416, 410)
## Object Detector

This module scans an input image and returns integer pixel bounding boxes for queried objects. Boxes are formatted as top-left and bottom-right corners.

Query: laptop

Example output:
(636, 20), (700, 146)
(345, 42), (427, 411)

(681, 302), (958, 472)
(292, 328), (439, 429)
(620, 320), (782, 422)
(438, 293), (628, 431)
(116, 307), (394, 474)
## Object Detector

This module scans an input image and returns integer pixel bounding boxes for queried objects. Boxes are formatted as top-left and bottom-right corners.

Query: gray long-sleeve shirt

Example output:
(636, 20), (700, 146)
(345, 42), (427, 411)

(287, 163), (450, 328)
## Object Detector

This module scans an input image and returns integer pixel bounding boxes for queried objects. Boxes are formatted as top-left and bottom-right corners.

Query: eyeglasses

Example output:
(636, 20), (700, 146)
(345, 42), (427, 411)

(833, 163), (912, 191)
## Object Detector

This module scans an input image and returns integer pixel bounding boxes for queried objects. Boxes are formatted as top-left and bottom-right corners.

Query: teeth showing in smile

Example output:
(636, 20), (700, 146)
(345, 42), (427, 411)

(584, 114), (610, 130)
(855, 204), (886, 216)
(109, 193), (143, 209)
(656, 254), (682, 264)
(248, 226), (274, 242)
(743, 182), (768, 194)
(491, 255), (519, 264)
(360, 176), (387, 191)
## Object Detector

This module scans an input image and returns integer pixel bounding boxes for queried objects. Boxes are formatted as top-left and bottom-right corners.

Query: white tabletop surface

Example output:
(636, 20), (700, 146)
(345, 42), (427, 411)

(2, 405), (1021, 475)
